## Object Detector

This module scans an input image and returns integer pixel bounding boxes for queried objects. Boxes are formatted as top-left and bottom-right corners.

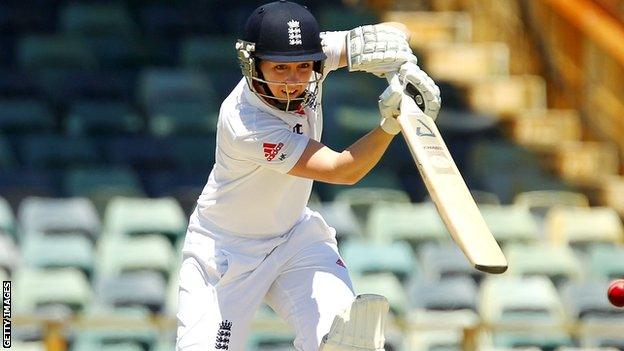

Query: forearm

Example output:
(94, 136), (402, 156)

(334, 126), (396, 184)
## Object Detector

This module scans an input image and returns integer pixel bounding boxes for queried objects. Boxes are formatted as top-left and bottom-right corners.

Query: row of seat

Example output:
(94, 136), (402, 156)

(5, 237), (622, 321)
(3, 192), (622, 245)
(0, 1), (369, 39)
(3, 221), (622, 289)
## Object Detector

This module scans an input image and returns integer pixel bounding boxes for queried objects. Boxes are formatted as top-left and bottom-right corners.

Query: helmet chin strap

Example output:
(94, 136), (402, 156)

(254, 71), (303, 112)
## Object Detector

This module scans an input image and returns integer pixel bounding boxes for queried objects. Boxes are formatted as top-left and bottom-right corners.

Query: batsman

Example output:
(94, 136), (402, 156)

(175, 1), (441, 350)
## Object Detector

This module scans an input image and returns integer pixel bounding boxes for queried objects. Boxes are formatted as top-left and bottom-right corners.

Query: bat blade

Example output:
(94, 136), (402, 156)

(398, 95), (508, 274)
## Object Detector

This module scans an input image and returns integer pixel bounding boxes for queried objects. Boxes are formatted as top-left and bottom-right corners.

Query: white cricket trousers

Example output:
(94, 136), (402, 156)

(175, 207), (355, 351)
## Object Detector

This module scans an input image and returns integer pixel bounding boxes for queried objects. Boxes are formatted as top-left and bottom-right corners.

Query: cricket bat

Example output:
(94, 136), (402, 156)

(390, 75), (508, 274)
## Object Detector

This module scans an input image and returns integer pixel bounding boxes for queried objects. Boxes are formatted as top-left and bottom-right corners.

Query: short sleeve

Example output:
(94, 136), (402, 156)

(320, 30), (347, 73)
(230, 118), (310, 174)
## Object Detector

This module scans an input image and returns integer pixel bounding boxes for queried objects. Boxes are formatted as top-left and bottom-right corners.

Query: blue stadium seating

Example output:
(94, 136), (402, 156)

(65, 100), (143, 137)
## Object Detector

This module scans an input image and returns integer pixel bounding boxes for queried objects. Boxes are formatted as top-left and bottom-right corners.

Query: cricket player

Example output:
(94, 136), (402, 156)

(176, 1), (441, 350)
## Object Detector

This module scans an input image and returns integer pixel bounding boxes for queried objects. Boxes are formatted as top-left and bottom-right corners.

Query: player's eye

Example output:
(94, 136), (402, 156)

(299, 63), (311, 69)
(275, 64), (288, 71)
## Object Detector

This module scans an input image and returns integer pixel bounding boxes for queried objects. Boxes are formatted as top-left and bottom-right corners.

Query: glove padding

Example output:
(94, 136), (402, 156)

(378, 74), (403, 135)
(397, 62), (441, 120)
(347, 24), (417, 78)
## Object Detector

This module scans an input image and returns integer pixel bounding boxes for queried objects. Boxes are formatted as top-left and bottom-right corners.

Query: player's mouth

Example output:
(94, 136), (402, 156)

(282, 89), (298, 96)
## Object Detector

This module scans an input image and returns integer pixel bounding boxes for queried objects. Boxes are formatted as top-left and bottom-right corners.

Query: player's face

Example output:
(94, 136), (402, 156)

(258, 60), (314, 100)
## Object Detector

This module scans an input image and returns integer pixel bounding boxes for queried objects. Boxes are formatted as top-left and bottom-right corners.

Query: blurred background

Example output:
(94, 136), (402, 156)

(1, 0), (624, 350)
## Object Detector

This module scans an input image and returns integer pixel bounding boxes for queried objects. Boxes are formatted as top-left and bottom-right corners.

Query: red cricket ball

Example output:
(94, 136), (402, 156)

(607, 279), (624, 308)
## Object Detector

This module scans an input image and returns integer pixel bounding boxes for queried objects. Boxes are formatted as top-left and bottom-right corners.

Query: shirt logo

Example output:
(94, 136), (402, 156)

(336, 259), (346, 268)
(293, 123), (303, 134)
(263, 142), (284, 161)
(288, 19), (302, 45)
(215, 320), (232, 349)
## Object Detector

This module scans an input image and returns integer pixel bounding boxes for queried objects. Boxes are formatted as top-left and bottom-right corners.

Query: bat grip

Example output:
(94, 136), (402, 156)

(384, 71), (426, 112)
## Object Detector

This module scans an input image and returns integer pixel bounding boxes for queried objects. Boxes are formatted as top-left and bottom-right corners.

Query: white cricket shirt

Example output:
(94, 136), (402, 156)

(195, 31), (347, 238)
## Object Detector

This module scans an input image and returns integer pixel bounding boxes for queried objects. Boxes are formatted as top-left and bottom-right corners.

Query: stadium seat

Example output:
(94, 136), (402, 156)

(491, 332), (574, 351)
(479, 275), (567, 324)
(6, 341), (46, 351)
(334, 105), (380, 134)
(418, 242), (481, 282)
(169, 136), (218, 172)
(408, 276), (477, 311)
(12, 267), (92, 315)
(601, 175), (624, 218)
(0, 98), (54, 134)
(560, 279), (622, 321)
(340, 240), (418, 283)
(468, 75), (547, 118)
(0, 196), (14, 236)
(65, 100), (143, 136)
(22, 232), (93, 277)
(19, 135), (101, 170)
(383, 11), (473, 48)
(64, 167), (144, 198)
(317, 6), (378, 31)
(96, 234), (174, 279)
(96, 271), (167, 313)
(545, 207), (624, 249)
(103, 136), (178, 171)
(351, 273), (408, 316)
(316, 170), (405, 202)
(586, 245), (624, 280)
(0, 134), (16, 170)
(138, 68), (216, 112)
(17, 35), (97, 70)
(83, 35), (148, 69)
(553, 141), (620, 187)
(333, 186), (411, 225)
(579, 335), (624, 351)
(148, 101), (218, 137)
(509, 109), (582, 152)
(41, 70), (135, 103)
(0, 170), (57, 210)
(403, 330), (465, 351)
(18, 197), (100, 242)
(143, 169), (207, 197)
(102, 197), (187, 240)
(180, 35), (239, 71)
(307, 201), (363, 241)
(247, 330), (296, 351)
(59, 3), (137, 38)
(72, 306), (158, 351)
(63, 166), (145, 215)
(504, 243), (583, 286)
(0, 233), (18, 275)
(479, 204), (540, 246)
(0, 69), (41, 99)
(139, 3), (217, 39)
(514, 190), (589, 216)
(423, 42), (510, 84)
(465, 190), (501, 205)
(469, 140), (544, 179)
(367, 202), (447, 246)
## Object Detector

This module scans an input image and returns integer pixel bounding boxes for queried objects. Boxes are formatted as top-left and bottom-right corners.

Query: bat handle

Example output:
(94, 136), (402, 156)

(383, 70), (426, 113)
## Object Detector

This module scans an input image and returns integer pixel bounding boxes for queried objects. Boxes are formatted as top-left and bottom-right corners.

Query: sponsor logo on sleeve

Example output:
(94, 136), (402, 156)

(263, 142), (284, 161)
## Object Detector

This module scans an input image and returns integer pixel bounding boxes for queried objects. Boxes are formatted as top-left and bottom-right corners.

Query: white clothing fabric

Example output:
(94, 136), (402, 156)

(176, 208), (355, 351)
(177, 31), (355, 351)
(195, 30), (347, 237)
